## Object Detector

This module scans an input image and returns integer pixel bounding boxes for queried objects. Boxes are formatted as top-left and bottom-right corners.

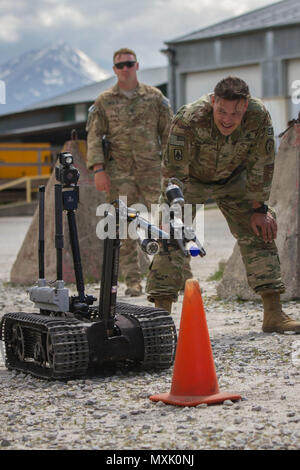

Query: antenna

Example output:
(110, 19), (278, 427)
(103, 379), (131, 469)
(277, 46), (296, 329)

(54, 184), (64, 281)
(38, 185), (45, 280)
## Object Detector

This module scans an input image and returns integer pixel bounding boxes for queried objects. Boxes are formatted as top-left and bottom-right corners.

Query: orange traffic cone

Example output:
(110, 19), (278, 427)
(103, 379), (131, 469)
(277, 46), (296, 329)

(149, 279), (242, 406)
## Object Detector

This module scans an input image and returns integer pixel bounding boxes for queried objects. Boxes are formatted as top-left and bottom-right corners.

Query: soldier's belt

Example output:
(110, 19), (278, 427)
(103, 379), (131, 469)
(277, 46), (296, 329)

(198, 164), (245, 186)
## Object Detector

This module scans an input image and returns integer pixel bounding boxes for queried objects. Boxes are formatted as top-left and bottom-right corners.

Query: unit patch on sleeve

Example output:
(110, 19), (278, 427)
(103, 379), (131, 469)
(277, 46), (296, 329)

(161, 97), (171, 108)
(174, 149), (183, 161)
(265, 138), (275, 154)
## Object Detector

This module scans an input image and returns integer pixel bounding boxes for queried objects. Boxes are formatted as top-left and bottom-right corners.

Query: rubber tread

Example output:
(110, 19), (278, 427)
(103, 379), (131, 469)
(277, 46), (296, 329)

(0, 302), (177, 379)
(116, 302), (177, 370)
(1, 312), (89, 380)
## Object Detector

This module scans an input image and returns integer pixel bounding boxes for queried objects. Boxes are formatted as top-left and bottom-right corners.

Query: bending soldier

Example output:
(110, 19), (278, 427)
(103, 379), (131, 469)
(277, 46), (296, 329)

(146, 76), (300, 334)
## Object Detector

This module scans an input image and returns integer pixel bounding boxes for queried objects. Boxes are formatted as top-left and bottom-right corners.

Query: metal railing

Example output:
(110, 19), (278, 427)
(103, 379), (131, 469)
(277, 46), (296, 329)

(0, 174), (51, 204)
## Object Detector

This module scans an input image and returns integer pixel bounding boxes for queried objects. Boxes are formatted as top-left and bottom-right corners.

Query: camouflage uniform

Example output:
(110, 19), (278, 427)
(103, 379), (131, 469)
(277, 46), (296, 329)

(86, 82), (173, 288)
(146, 94), (285, 301)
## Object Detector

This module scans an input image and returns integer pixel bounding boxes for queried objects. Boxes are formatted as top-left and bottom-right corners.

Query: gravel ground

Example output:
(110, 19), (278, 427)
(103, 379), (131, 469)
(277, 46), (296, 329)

(0, 279), (300, 451)
(0, 212), (300, 451)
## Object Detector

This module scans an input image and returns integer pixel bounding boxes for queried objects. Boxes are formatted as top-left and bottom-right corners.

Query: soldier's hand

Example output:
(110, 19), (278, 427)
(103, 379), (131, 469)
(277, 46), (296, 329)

(250, 212), (277, 243)
(94, 171), (111, 192)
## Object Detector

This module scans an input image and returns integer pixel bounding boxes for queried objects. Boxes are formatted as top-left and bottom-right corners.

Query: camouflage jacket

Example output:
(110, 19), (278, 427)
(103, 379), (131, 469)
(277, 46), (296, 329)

(162, 94), (275, 202)
(86, 82), (173, 173)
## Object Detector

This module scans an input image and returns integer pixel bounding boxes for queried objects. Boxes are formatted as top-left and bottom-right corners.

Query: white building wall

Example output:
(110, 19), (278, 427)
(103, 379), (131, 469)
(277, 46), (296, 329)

(184, 64), (291, 137)
(185, 64), (262, 104)
(75, 103), (87, 122)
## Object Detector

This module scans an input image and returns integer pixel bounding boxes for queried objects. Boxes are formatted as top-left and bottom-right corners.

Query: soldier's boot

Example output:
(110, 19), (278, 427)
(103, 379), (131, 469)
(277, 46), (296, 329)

(125, 282), (142, 297)
(261, 292), (300, 333)
(154, 296), (173, 313)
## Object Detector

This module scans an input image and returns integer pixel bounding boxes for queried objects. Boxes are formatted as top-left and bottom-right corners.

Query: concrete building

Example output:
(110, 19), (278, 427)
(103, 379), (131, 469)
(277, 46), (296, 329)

(163, 0), (300, 137)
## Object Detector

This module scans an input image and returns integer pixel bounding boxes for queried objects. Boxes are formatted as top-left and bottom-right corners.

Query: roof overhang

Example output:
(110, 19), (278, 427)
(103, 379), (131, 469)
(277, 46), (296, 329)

(0, 120), (85, 141)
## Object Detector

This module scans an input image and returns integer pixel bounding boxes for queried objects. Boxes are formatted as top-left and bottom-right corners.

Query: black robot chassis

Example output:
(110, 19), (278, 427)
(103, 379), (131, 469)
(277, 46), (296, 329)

(1, 303), (177, 380)
(0, 152), (177, 380)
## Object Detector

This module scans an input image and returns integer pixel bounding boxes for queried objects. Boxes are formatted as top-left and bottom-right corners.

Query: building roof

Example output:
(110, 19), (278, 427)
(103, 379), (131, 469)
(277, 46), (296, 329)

(20, 66), (167, 112)
(167, 0), (300, 44)
(0, 120), (85, 139)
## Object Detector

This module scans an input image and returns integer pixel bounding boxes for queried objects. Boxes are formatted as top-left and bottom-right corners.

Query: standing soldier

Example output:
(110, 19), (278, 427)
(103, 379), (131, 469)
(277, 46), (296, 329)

(146, 76), (300, 333)
(86, 48), (174, 296)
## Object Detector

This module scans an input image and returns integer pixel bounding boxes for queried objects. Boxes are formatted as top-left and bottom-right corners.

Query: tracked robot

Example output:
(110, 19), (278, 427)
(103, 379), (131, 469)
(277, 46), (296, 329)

(0, 152), (205, 380)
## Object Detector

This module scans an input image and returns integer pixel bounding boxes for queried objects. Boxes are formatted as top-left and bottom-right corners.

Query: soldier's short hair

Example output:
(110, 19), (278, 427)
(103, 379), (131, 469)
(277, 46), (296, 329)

(214, 76), (250, 101)
(113, 48), (137, 63)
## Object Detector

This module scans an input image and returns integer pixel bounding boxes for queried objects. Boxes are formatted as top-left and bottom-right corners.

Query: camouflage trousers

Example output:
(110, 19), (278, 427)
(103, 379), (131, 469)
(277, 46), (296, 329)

(106, 162), (192, 288)
(146, 171), (285, 301)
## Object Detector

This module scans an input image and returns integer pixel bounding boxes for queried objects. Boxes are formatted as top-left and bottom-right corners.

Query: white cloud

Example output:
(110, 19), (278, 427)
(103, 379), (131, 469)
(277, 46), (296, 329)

(0, 15), (21, 42)
(37, 5), (88, 27)
(0, 0), (282, 69)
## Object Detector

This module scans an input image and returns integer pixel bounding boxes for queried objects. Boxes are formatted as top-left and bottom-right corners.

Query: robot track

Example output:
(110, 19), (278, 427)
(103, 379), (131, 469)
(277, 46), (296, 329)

(0, 304), (177, 380)
(116, 302), (177, 371)
(0, 311), (89, 380)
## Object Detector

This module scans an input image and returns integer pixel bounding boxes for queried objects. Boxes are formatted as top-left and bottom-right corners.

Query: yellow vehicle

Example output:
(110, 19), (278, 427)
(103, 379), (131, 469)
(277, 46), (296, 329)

(0, 143), (53, 179)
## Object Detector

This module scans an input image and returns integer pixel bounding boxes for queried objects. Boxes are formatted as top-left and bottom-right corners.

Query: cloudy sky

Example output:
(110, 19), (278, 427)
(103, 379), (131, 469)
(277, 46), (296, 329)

(0, 0), (280, 72)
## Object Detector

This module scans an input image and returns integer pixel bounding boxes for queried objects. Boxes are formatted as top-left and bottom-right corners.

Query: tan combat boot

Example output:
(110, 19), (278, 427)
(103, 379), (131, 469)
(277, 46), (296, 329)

(154, 297), (173, 313)
(261, 292), (300, 333)
(125, 283), (142, 297)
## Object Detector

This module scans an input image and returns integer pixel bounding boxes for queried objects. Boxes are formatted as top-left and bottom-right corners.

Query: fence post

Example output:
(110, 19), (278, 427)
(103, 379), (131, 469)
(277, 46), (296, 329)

(26, 178), (31, 203)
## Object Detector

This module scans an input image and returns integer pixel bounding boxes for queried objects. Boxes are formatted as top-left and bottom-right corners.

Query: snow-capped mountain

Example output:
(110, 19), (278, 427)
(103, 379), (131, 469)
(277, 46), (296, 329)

(0, 40), (110, 115)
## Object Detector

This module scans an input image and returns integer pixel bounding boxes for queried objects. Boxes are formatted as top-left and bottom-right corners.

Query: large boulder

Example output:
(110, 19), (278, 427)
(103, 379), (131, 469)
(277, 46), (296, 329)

(217, 124), (300, 301)
(10, 138), (105, 285)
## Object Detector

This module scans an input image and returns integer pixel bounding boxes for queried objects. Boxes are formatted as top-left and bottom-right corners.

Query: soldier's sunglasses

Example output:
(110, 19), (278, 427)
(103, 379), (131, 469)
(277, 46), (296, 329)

(114, 61), (136, 69)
